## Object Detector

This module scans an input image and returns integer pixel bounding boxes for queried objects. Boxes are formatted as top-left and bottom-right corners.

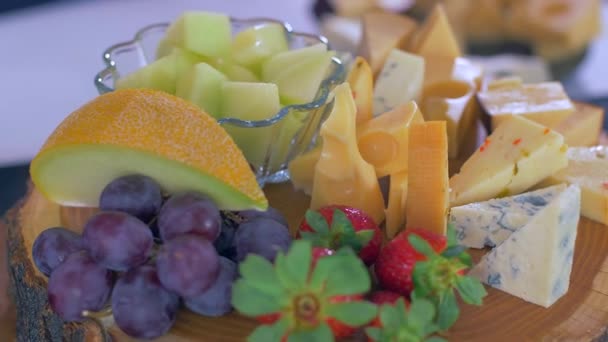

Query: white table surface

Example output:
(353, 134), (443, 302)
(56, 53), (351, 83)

(0, 0), (317, 167)
(0, 0), (607, 167)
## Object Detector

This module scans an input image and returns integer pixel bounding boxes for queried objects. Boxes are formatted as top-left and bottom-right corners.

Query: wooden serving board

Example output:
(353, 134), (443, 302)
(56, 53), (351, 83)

(6, 181), (608, 342)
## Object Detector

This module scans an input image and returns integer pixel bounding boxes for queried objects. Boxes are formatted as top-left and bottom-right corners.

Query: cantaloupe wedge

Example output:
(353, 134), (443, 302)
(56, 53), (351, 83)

(30, 89), (267, 211)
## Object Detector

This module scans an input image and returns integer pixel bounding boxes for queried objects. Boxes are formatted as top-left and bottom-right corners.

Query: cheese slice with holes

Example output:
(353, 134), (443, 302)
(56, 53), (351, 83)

(469, 184), (580, 308)
(449, 115), (568, 206)
(406, 121), (449, 235)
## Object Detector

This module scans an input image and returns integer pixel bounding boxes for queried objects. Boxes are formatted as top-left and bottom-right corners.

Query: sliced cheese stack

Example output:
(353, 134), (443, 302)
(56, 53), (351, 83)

(469, 184), (581, 308)
(450, 184), (565, 249)
(450, 115), (568, 207)
(540, 146), (608, 225)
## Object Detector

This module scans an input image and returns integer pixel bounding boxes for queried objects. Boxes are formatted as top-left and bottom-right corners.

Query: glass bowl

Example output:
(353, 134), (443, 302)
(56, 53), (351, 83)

(94, 17), (346, 186)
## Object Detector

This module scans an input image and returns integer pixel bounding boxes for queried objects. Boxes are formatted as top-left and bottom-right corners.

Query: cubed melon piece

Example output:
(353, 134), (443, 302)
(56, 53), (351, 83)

(231, 23), (289, 71)
(269, 113), (305, 171)
(220, 82), (281, 168)
(211, 59), (260, 82)
(261, 43), (328, 82)
(272, 51), (334, 105)
(175, 62), (228, 118)
(164, 11), (232, 58)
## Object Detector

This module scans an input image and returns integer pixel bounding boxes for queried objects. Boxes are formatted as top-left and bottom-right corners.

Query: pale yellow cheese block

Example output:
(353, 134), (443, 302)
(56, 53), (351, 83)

(357, 101), (424, 177)
(406, 121), (449, 235)
(540, 146), (608, 225)
(552, 102), (604, 147)
(477, 81), (575, 131)
(347, 57), (374, 124)
(450, 115), (568, 207)
(288, 144), (322, 196)
(311, 83), (385, 224)
(408, 4), (462, 58)
(385, 170), (408, 238)
(357, 11), (418, 77)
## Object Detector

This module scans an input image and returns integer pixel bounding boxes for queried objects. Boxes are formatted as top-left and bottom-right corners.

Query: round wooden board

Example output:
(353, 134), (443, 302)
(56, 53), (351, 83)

(6, 181), (608, 342)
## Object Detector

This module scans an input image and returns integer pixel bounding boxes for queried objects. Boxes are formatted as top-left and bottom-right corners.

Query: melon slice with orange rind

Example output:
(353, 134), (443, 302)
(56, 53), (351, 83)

(30, 88), (267, 211)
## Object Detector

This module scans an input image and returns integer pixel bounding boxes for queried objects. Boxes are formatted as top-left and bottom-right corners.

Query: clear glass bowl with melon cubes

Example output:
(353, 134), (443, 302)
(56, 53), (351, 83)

(94, 16), (347, 186)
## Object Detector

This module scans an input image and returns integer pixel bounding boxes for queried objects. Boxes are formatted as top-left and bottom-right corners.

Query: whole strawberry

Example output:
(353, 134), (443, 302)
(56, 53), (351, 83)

(375, 225), (487, 330)
(232, 240), (378, 341)
(367, 290), (408, 336)
(298, 205), (382, 265)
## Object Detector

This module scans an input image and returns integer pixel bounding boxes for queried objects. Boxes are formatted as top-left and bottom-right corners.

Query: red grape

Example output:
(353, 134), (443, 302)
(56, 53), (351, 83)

(184, 257), (237, 317)
(158, 192), (221, 242)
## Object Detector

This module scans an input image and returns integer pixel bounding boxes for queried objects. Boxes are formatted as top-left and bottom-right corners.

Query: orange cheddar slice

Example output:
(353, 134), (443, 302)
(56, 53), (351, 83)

(288, 144), (322, 195)
(385, 170), (409, 238)
(311, 83), (385, 224)
(552, 102), (604, 147)
(406, 121), (449, 235)
(409, 4), (462, 58)
(357, 101), (424, 177)
(347, 57), (374, 124)
(358, 11), (418, 77)
(477, 81), (575, 131)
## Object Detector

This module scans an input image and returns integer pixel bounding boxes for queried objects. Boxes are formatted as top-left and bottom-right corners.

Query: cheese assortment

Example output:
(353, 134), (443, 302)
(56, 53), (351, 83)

(552, 102), (605, 147)
(470, 184), (581, 308)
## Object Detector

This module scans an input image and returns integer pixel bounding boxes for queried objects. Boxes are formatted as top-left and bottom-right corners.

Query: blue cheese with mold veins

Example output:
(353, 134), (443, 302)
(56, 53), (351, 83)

(449, 185), (563, 248)
(469, 184), (580, 308)
(372, 49), (424, 116)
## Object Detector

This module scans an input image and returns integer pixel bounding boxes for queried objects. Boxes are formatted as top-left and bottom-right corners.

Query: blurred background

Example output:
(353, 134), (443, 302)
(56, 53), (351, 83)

(1, 0), (608, 217)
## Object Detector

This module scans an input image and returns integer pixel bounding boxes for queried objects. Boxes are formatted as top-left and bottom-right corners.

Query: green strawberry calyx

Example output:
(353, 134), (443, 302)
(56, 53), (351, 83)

(409, 224), (487, 331)
(231, 240), (377, 342)
(300, 209), (374, 253)
(365, 297), (446, 342)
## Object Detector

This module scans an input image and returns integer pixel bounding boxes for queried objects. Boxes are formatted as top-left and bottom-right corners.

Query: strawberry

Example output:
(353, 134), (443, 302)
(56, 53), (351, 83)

(232, 240), (378, 341)
(365, 296), (443, 342)
(298, 205), (382, 265)
(367, 290), (408, 334)
(374, 225), (487, 331)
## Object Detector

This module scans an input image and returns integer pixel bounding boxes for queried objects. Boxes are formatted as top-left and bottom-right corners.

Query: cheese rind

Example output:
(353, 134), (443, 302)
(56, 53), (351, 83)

(477, 82), (575, 131)
(469, 184), (580, 308)
(541, 146), (608, 225)
(406, 121), (449, 235)
(373, 50), (425, 116)
(449, 115), (568, 207)
(450, 185), (564, 249)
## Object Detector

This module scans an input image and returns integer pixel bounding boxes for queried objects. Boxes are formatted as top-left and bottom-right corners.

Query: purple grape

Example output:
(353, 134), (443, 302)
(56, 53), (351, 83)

(238, 206), (288, 226)
(158, 192), (221, 242)
(82, 211), (153, 271)
(235, 217), (292, 263)
(99, 174), (163, 223)
(32, 227), (82, 277)
(48, 251), (114, 322)
(156, 234), (220, 297)
(214, 212), (239, 260)
(112, 264), (180, 339)
(184, 257), (237, 317)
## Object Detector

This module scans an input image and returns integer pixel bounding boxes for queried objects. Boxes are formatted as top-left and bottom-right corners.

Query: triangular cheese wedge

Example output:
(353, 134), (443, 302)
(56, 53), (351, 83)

(385, 170), (408, 238)
(347, 57), (374, 124)
(357, 11), (418, 77)
(449, 184), (566, 249)
(409, 4), (461, 58)
(469, 184), (581, 308)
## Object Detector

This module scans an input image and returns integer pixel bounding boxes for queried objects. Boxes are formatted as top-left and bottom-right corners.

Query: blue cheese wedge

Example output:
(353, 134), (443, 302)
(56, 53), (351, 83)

(469, 184), (581, 308)
(373, 49), (424, 116)
(450, 185), (563, 248)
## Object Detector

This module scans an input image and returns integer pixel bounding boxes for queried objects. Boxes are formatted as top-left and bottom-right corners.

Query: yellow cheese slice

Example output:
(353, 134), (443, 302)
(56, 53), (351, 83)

(450, 115), (568, 207)
(477, 81), (575, 131)
(552, 102), (604, 147)
(385, 170), (409, 238)
(540, 146), (608, 225)
(288, 144), (322, 195)
(406, 121), (449, 236)
(311, 83), (385, 224)
(408, 4), (462, 58)
(357, 101), (424, 177)
(485, 76), (523, 91)
(347, 57), (374, 124)
(357, 11), (418, 77)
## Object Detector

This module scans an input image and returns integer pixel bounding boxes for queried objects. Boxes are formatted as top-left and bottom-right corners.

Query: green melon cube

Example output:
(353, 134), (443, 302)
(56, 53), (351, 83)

(272, 51), (335, 105)
(211, 59), (260, 82)
(231, 23), (289, 71)
(261, 43), (327, 82)
(175, 63), (228, 118)
(221, 82), (281, 168)
(164, 11), (232, 58)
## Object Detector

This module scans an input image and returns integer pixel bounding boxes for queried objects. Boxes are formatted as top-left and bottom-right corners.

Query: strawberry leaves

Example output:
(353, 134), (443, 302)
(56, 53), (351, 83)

(408, 225), (487, 331)
(300, 209), (374, 252)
